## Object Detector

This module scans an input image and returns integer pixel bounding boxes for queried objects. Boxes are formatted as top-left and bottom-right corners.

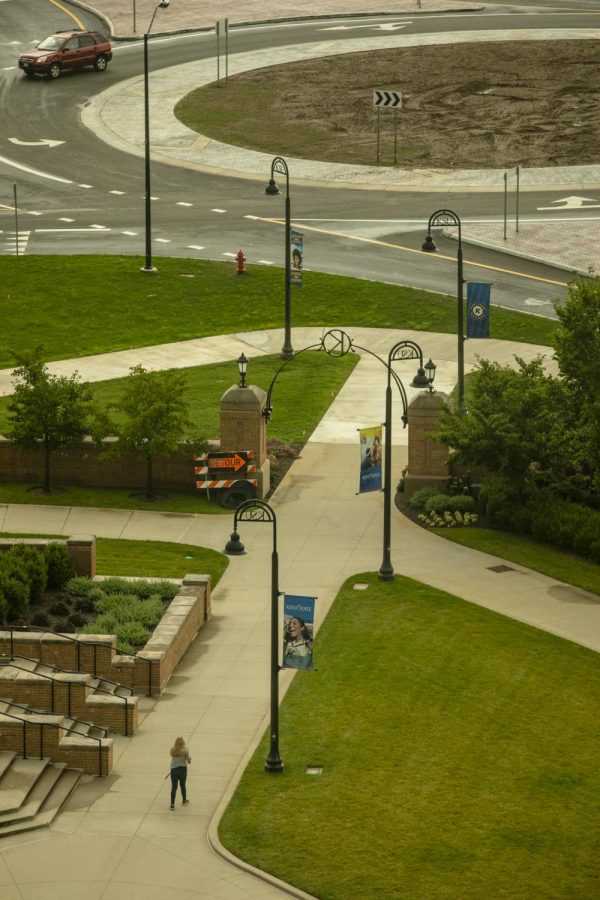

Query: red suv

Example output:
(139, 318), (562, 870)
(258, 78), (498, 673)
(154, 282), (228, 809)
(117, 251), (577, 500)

(18, 29), (112, 79)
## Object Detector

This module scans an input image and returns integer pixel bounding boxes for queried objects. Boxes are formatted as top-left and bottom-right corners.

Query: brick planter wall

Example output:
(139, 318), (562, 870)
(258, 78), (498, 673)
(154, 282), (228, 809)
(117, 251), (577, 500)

(0, 717), (113, 776)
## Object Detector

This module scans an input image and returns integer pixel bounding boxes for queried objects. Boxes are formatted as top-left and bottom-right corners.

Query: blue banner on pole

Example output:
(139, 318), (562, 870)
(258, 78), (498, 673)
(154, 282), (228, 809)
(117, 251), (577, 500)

(283, 595), (315, 669)
(358, 425), (383, 494)
(290, 229), (303, 287)
(466, 282), (492, 338)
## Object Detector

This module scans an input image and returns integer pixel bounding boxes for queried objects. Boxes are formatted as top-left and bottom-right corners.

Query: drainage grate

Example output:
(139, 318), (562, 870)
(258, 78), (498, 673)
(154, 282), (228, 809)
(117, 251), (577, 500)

(306, 767), (323, 776)
(488, 564), (515, 573)
(353, 583), (369, 591)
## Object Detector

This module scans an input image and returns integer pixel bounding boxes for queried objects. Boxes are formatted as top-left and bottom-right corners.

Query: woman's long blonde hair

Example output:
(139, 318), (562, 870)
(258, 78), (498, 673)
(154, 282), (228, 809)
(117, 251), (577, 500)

(170, 736), (188, 757)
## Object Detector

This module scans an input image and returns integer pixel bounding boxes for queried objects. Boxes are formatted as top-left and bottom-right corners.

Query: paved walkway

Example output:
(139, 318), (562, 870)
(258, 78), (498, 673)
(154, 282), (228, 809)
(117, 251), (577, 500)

(0, 5), (598, 898)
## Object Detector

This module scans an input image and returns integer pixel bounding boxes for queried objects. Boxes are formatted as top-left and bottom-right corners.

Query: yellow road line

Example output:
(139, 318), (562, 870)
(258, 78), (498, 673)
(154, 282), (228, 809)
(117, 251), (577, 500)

(256, 217), (568, 288)
(48, 0), (85, 30)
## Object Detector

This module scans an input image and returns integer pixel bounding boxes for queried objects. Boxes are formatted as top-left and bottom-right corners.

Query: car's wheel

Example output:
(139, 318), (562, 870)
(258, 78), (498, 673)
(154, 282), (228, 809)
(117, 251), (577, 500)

(94, 54), (108, 72)
(219, 481), (256, 509)
(47, 62), (61, 79)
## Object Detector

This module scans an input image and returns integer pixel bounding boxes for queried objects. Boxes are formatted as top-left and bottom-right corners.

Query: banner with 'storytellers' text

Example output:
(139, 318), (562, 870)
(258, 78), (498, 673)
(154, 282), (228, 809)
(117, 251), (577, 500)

(359, 425), (383, 494)
(283, 595), (316, 669)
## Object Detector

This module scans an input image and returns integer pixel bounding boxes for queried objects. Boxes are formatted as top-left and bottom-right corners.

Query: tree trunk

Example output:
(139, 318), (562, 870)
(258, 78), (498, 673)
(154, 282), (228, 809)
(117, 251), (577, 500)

(43, 438), (51, 493)
(146, 454), (154, 499)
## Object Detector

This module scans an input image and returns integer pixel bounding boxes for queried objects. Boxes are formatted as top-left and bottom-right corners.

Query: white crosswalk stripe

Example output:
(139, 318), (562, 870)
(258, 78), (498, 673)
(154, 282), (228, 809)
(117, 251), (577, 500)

(1, 231), (31, 255)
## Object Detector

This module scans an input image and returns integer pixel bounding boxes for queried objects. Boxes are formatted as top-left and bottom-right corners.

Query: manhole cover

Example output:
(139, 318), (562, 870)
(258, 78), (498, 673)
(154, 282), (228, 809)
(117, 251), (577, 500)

(306, 767), (323, 776)
(487, 564), (515, 573)
(353, 583), (369, 591)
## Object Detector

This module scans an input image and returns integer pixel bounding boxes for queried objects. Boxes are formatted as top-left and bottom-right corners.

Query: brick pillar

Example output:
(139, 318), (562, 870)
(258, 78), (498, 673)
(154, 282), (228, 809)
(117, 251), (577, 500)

(66, 535), (96, 578)
(404, 391), (450, 499)
(220, 383), (270, 497)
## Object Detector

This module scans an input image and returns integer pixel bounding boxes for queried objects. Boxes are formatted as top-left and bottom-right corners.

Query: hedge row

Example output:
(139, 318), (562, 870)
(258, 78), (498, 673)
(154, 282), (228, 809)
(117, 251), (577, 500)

(479, 477), (600, 563)
(0, 543), (75, 623)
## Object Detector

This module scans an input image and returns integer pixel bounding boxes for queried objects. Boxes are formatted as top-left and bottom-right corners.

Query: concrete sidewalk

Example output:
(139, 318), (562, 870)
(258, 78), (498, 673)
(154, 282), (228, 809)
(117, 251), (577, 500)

(0, 328), (597, 900)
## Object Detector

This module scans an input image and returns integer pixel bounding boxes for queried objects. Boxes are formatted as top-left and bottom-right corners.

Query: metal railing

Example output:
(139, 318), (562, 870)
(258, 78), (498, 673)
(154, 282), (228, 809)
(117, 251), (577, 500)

(0, 654), (133, 735)
(0, 702), (107, 775)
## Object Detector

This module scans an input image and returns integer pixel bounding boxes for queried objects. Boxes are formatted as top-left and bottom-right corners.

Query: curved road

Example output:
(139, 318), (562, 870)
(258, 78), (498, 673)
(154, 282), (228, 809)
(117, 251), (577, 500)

(1, 1), (600, 314)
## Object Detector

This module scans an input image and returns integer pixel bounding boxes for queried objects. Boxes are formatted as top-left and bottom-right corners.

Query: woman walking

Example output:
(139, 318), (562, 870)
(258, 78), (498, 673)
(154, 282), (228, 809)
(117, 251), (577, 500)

(169, 736), (191, 809)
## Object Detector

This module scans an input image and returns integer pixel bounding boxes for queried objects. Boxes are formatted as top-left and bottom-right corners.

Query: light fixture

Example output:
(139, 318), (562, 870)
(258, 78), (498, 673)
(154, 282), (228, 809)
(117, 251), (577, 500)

(237, 353), (248, 388)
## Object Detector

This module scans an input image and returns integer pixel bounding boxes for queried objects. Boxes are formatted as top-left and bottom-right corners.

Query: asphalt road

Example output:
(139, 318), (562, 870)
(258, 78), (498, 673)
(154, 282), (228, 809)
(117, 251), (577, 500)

(1, 2), (599, 316)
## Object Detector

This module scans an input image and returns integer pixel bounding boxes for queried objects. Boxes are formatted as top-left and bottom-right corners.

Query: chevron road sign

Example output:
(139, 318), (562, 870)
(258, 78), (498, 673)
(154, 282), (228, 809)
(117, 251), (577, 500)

(373, 90), (402, 108)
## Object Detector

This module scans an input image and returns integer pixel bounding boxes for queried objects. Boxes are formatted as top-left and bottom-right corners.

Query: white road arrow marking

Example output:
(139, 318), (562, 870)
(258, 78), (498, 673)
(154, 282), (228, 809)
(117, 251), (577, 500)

(9, 138), (65, 148)
(320, 21), (411, 31)
(537, 195), (600, 210)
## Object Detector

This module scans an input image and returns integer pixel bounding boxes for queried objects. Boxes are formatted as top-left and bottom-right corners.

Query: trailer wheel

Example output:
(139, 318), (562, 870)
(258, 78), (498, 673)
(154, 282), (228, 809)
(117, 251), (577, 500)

(219, 481), (256, 509)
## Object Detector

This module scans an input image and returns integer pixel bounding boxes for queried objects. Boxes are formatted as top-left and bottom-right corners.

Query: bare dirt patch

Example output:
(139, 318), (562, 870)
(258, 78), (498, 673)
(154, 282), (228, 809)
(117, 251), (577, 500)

(175, 40), (600, 168)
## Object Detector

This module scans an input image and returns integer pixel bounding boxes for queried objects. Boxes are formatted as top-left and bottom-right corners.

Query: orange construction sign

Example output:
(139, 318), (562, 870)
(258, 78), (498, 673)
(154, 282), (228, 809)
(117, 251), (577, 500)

(207, 453), (246, 471)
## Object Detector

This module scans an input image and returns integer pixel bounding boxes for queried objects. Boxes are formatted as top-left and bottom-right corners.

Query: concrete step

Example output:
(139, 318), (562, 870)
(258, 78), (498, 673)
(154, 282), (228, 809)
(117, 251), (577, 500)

(0, 762), (64, 824)
(66, 718), (106, 740)
(0, 751), (17, 782)
(0, 756), (49, 814)
(0, 767), (80, 838)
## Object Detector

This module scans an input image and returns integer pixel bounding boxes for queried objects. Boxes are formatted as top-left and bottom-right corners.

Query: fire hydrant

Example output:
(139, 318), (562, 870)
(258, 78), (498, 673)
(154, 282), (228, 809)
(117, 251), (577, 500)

(236, 249), (246, 275)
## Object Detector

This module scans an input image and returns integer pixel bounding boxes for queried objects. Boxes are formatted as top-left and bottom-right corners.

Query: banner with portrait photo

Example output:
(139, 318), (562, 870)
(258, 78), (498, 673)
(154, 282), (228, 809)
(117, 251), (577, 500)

(282, 595), (315, 670)
(358, 425), (383, 494)
(290, 229), (303, 287)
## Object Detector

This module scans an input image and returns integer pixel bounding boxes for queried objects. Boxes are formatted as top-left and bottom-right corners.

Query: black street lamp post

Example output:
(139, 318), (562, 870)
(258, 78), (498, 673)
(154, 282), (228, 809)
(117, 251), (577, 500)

(379, 344), (435, 581)
(265, 157), (293, 360)
(422, 209), (465, 411)
(225, 499), (284, 774)
(260, 328), (435, 583)
(141, 0), (169, 274)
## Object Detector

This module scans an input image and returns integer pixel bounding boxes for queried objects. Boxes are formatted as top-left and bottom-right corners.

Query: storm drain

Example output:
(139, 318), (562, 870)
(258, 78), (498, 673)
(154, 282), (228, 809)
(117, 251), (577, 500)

(306, 767), (323, 776)
(353, 583), (369, 590)
(487, 564), (515, 573)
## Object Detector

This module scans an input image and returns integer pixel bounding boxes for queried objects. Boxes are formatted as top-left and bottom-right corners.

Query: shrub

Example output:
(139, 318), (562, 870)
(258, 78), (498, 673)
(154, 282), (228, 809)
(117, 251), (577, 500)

(409, 487), (440, 511)
(65, 576), (95, 595)
(479, 474), (520, 526)
(115, 622), (151, 654)
(446, 495), (476, 513)
(30, 612), (50, 627)
(68, 613), (86, 630)
(0, 545), (47, 605)
(49, 601), (70, 617)
(424, 494), (452, 514)
(0, 565), (31, 620)
(45, 543), (76, 589)
(418, 510), (478, 529)
(75, 597), (95, 614)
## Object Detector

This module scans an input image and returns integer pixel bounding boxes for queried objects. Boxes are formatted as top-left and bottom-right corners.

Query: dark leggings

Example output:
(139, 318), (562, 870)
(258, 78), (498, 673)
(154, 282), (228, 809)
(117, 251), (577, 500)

(170, 766), (187, 804)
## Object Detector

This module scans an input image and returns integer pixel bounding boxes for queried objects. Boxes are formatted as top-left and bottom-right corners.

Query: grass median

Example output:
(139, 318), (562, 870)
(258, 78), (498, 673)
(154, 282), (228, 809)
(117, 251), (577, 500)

(0, 256), (557, 367)
(219, 572), (600, 899)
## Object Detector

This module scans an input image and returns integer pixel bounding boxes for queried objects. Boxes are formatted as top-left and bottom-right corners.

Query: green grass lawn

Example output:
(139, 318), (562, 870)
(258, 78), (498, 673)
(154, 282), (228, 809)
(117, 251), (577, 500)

(430, 526), (600, 596)
(219, 573), (600, 900)
(0, 256), (557, 367)
(0, 352), (357, 443)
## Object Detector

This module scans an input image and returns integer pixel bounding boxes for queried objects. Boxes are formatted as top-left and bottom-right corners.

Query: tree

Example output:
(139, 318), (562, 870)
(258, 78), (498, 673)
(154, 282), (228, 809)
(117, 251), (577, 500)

(7, 349), (93, 493)
(95, 365), (197, 499)
(433, 355), (569, 495)
(553, 274), (600, 485)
